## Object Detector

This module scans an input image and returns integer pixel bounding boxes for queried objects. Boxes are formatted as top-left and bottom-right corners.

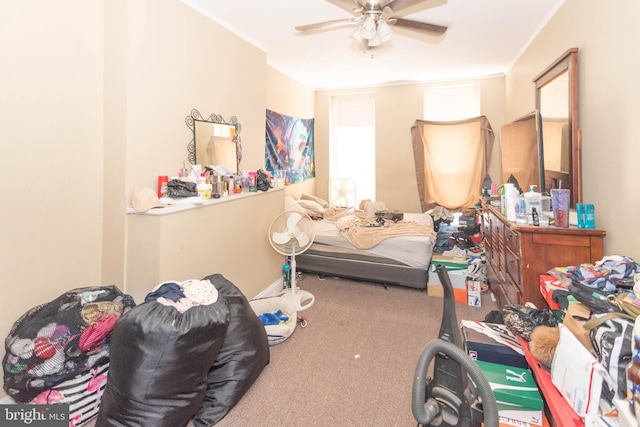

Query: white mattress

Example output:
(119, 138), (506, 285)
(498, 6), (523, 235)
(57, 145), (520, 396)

(310, 213), (434, 269)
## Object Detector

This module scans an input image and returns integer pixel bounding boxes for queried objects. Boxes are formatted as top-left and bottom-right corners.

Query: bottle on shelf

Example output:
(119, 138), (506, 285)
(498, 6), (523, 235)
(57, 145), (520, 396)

(532, 207), (540, 226)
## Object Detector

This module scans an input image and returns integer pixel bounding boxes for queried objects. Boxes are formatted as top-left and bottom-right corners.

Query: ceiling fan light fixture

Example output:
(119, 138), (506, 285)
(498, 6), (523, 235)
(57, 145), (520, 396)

(360, 16), (377, 39)
(367, 34), (382, 47)
(376, 20), (392, 42)
(351, 26), (364, 42)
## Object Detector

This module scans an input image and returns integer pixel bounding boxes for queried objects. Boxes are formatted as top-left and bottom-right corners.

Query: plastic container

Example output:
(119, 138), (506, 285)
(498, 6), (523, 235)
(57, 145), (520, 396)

(196, 177), (212, 200)
(576, 203), (585, 228)
(585, 204), (596, 228)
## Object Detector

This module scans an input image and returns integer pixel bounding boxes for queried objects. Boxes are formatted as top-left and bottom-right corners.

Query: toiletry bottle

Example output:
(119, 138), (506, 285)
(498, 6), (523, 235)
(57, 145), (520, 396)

(282, 263), (291, 289)
(196, 177), (212, 200)
(532, 207), (540, 226)
(576, 203), (585, 228)
(227, 176), (235, 195)
(585, 204), (596, 228)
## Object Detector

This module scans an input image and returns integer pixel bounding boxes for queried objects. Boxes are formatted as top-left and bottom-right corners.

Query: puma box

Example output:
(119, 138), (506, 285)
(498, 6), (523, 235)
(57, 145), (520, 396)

(475, 360), (544, 426)
(461, 320), (527, 369)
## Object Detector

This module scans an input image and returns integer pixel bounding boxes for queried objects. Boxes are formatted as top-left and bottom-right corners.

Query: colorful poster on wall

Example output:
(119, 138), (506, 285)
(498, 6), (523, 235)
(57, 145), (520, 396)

(265, 109), (315, 184)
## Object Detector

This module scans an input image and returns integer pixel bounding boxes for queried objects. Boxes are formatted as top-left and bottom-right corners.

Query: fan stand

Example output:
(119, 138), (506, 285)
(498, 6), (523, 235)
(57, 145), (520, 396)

(280, 252), (315, 312)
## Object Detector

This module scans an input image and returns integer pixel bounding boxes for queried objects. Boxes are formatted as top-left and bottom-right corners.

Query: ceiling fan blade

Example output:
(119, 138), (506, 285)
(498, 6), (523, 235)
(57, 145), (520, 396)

(295, 18), (359, 32)
(325, 0), (363, 15)
(389, 17), (447, 35)
(386, 0), (429, 13)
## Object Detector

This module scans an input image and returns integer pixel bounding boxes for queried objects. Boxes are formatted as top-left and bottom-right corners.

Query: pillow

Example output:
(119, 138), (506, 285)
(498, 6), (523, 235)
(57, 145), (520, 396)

(296, 199), (325, 216)
(299, 193), (330, 208)
(284, 196), (305, 213)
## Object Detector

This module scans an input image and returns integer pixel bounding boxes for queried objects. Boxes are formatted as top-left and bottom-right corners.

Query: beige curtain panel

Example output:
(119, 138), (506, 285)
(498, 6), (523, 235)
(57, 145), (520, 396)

(411, 116), (494, 211)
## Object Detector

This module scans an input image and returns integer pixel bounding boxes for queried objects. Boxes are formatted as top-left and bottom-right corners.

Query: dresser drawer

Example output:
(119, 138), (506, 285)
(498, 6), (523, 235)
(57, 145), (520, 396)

(504, 226), (520, 255)
(505, 247), (522, 290)
(503, 276), (522, 305)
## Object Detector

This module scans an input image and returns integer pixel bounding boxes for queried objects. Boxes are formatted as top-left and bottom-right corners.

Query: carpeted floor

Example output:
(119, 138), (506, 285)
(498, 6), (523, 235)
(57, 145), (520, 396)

(85, 274), (498, 427)
(212, 274), (498, 427)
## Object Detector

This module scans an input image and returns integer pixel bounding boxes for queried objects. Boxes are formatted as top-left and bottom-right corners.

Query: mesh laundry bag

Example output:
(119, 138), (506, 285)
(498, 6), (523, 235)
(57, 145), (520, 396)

(29, 359), (109, 426)
(192, 273), (270, 427)
(95, 297), (230, 427)
(2, 286), (135, 403)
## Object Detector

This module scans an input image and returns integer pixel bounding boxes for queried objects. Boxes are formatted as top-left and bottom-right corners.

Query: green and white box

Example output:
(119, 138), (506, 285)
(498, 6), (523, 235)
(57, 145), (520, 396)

(475, 360), (543, 425)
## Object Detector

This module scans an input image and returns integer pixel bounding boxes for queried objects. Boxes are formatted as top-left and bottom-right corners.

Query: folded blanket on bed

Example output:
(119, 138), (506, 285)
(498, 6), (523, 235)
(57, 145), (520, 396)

(322, 208), (436, 250)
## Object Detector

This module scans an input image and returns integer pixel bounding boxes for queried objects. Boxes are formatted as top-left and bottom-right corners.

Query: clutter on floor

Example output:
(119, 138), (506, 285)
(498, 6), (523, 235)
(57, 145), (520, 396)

(2, 274), (270, 427)
(2, 286), (136, 425)
(459, 254), (640, 426)
(250, 295), (297, 346)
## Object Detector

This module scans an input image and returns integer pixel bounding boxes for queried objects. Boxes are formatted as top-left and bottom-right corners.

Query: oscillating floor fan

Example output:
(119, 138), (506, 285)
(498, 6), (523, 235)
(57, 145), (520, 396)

(268, 211), (316, 311)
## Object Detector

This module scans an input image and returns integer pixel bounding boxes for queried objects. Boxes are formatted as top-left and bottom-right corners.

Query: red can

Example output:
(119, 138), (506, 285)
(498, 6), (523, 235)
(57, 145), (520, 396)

(157, 176), (169, 198)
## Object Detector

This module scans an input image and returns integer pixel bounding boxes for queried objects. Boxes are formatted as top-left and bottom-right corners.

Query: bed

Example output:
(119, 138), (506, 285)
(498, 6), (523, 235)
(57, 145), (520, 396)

(287, 196), (436, 289)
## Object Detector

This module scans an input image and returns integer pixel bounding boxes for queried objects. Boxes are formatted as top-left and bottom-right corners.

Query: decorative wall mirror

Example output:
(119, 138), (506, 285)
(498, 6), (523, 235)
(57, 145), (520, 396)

(186, 109), (242, 175)
(533, 48), (581, 207)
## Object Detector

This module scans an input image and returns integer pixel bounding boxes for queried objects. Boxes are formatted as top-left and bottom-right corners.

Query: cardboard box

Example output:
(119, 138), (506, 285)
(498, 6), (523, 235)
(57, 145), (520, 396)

(427, 284), (467, 304)
(475, 360), (544, 425)
(429, 263), (467, 289)
(551, 324), (607, 418)
(467, 280), (482, 307)
(499, 414), (549, 427)
(431, 254), (469, 271)
(539, 274), (566, 310)
(461, 320), (527, 368)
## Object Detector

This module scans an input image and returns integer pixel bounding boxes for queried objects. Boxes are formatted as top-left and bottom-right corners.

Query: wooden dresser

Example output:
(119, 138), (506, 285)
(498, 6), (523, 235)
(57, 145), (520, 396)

(482, 204), (606, 309)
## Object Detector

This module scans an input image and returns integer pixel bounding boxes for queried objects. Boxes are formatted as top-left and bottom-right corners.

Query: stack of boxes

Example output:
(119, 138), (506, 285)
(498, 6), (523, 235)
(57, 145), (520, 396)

(428, 254), (484, 307)
(427, 254), (469, 303)
(460, 320), (545, 426)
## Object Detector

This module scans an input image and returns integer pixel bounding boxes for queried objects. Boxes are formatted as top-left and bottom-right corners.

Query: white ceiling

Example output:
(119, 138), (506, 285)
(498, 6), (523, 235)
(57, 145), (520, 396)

(182, 0), (565, 90)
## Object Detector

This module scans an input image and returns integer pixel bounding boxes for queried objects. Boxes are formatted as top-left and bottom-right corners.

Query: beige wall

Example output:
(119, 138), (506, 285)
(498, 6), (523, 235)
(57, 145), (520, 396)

(1, 0), (106, 399)
(0, 0), (314, 397)
(506, 0), (640, 260)
(313, 77), (505, 212)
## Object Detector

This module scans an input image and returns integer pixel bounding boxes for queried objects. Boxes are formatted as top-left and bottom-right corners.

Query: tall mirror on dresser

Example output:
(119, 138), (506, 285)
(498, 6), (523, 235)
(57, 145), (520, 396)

(534, 48), (581, 207)
(484, 47), (605, 311)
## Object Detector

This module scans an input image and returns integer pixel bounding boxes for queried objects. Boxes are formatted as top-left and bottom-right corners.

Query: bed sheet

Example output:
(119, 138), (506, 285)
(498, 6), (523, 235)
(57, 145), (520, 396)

(310, 213), (434, 269)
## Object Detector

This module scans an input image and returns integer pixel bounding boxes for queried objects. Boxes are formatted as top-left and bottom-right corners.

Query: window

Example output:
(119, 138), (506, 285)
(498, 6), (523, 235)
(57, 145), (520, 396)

(330, 93), (376, 204)
(423, 84), (480, 121)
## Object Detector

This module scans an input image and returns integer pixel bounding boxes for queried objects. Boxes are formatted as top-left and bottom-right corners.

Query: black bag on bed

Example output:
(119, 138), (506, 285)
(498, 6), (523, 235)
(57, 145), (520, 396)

(192, 273), (270, 427)
(95, 297), (230, 427)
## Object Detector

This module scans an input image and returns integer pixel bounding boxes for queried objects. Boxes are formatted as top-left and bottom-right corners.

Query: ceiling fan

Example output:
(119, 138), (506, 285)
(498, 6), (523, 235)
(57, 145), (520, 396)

(295, 0), (448, 48)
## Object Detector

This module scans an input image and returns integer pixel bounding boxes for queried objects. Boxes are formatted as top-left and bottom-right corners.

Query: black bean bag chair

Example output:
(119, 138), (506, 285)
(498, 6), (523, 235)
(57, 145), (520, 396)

(95, 297), (230, 427)
(192, 274), (270, 426)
